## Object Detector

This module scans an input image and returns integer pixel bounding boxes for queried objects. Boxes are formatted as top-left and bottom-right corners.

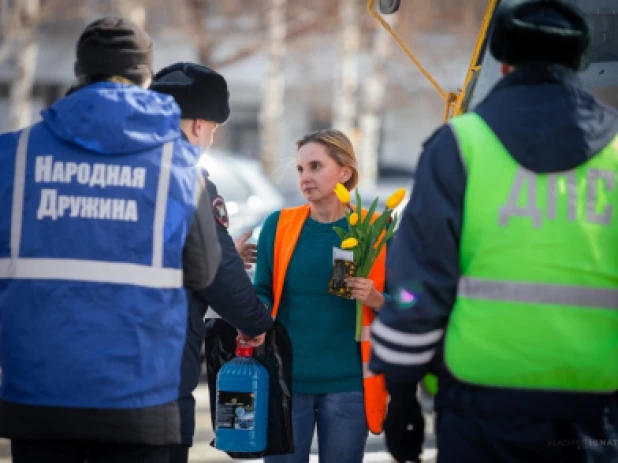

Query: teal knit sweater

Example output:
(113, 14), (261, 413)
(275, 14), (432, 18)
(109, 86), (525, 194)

(253, 210), (363, 394)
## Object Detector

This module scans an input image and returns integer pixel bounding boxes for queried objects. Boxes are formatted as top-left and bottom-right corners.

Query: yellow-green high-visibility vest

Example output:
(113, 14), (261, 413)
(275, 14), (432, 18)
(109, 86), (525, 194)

(445, 113), (618, 392)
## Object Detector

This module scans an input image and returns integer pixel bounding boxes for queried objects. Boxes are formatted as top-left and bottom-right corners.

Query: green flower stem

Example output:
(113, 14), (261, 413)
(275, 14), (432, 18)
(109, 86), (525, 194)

(355, 299), (363, 341)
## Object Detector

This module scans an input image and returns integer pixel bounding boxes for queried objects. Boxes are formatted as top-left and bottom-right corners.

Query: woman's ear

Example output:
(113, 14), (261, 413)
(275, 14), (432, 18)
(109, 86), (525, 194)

(340, 166), (352, 184)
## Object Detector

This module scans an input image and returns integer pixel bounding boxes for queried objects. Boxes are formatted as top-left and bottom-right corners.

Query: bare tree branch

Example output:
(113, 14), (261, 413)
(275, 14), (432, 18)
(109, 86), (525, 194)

(185, 0), (213, 64)
(9, 0), (40, 130)
(0, 0), (71, 66)
(259, 0), (286, 180)
(0, 0), (23, 65)
(333, 0), (361, 136)
(212, 16), (324, 68)
(359, 12), (398, 187)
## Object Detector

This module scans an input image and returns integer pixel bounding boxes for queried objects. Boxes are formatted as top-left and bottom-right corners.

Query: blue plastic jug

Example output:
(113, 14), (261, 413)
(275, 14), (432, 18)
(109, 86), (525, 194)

(215, 342), (269, 453)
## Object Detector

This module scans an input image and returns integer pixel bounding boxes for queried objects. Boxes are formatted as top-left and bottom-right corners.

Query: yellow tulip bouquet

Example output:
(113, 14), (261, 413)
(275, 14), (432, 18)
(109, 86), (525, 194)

(331, 183), (406, 340)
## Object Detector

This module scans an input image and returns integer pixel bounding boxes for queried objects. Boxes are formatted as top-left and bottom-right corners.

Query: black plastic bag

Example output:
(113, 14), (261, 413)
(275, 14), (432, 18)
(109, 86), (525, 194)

(204, 318), (294, 458)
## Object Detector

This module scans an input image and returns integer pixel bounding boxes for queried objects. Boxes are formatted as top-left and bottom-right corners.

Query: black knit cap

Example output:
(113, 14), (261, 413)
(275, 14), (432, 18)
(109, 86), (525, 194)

(74, 17), (154, 84)
(150, 62), (230, 124)
(489, 0), (591, 71)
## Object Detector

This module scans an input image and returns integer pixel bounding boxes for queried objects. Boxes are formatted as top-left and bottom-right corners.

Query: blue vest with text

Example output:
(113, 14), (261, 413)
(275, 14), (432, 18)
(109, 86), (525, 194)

(0, 121), (201, 409)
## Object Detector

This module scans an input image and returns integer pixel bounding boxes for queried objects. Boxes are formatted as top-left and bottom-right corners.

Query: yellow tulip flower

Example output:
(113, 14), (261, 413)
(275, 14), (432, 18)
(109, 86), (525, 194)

(386, 188), (406, 209)
(341, 237), (358, 249)
(333, 183), (351, 204)
(348, 212), (359, 226)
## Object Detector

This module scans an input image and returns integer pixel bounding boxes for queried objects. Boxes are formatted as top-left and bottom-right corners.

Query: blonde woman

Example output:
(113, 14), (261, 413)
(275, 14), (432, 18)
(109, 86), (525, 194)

(254, 129), (388, 463)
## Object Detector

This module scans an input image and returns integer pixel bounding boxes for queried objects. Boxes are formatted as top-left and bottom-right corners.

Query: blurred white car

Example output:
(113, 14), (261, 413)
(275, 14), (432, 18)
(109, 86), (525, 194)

(199, 150), (285, 239)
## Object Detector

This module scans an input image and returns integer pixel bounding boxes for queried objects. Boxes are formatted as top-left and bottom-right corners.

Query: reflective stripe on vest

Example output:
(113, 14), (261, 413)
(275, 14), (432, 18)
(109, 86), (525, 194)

(371, 318), (442, 365)
(273, 204), (388, 434)
(459, 277), (618, 310)
(1, 128), (182, 289)
(446, 113), (618, 392)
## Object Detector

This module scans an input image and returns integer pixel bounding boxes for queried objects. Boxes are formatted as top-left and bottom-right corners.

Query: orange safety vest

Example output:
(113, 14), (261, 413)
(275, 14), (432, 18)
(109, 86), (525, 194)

(271, 204), (388, 434)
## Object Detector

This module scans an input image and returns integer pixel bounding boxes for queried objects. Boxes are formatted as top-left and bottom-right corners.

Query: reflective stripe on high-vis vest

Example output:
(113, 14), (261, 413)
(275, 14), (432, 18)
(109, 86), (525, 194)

(1, 128), (181, 289)
(458, 277), (618, 310)
(446, 113), (618, 392)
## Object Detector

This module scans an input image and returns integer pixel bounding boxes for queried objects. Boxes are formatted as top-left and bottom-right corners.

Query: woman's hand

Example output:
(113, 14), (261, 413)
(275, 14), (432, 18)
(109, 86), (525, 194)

(235, 229), (257, 269)
(345, 277), (384, 310)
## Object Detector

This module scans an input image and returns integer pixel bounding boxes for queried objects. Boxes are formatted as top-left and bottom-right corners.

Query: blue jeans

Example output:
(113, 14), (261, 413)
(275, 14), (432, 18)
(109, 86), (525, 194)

(265, 391), (369, 463)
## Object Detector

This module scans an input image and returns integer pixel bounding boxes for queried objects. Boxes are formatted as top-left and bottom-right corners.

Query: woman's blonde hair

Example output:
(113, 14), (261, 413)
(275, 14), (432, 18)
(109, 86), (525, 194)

(66, 74), (143, 96)
(107, 75), (135, 85)
(296, 129), (359, 191)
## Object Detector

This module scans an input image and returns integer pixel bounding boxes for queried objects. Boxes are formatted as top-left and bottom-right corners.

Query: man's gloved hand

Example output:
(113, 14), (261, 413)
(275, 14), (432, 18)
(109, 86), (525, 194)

(237, 331), (266, 347)
(384, 380), (425, 463)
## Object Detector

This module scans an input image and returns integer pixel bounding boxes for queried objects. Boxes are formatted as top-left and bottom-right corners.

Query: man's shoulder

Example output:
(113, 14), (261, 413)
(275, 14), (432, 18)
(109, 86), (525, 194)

(206, 179), (231, 230)
(0, 129), (21, 151)
(206, 177), (217, 196)
(421, 123), (456, 151)
(0, 124), (44, 161)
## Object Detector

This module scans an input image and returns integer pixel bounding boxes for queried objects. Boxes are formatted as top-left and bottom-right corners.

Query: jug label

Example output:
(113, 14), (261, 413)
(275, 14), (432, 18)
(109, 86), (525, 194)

(216, 391), (256, 430)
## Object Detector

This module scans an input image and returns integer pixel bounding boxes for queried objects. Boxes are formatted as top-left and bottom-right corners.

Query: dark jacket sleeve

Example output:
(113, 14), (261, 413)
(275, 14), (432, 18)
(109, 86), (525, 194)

(183, 168), (221, 290)
(369, 124), (466, 384)
(192, 179), (273, 338)
(252, 211), (279, 311)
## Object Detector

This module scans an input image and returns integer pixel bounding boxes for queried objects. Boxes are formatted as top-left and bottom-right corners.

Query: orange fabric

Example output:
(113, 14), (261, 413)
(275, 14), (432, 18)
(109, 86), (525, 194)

(362, 221), (388, 435)
(271, 204), (311, 318)
(272, 204), (388, 434)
